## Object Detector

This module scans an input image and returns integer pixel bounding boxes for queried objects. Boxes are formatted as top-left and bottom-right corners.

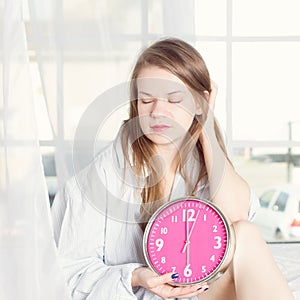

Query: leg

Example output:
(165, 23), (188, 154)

(198, 221), (294, 300)
(197, 264), (236, 300)
(232, 221), (294, 300)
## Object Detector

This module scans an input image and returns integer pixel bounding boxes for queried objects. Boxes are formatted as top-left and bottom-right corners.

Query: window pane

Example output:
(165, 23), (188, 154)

(64, 42), (141, 140)
(195, 42), (227, 130)
(30, 61), (53, 140)
(0, 63), (2, 139)
(233, 147), (290, 194)
(158, 0), (195, 36)
(232, 42), (300, 141)
(106, 0), (142, 35)
(195, 0), (226, 36)
(149, 0), (227, 36)
(233, 0), (300, 36)
(148, 0), (163, 34)
(232, 147), (300, 242)
(64, 0), (141, 35)
(292, 122), (300, 141)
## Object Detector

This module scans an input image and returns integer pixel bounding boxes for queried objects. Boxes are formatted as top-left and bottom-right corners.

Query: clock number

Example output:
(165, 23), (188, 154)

(155, 238), (164, 251)
(183, 264), (192, 277)
(182, 209), (196, 222)
(161, 256), (166, 263)
(213, 236), (222, 249)
(210, 254), (215, 262)
(203, 214), (207, 222)
(201, 265), (207, 273)
(171, 266), (176, 273)
(171, 215), (178, 223)
(213, 225), (218, 232)
(160, 227), (168, 235)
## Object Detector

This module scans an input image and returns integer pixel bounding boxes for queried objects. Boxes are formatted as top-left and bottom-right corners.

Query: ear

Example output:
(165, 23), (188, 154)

(195, 91), (209, 115)
(203, 90), (210, 101)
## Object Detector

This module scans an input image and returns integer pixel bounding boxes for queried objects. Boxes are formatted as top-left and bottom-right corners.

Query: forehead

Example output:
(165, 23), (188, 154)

(136, 66), (189, 96)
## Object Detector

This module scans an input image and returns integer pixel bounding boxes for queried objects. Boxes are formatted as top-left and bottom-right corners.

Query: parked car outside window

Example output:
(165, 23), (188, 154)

(254, 184), (300, 242)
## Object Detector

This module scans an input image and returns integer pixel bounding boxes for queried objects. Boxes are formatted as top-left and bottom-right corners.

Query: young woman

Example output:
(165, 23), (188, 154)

(52, 38), (294, 300)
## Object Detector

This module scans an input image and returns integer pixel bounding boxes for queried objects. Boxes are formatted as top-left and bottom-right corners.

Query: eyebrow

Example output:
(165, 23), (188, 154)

(138, 90), (184, 96)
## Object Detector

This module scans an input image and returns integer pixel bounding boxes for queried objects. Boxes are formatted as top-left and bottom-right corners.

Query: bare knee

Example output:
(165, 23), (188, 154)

(229, 222), (294, 299)
(229, 221), (266, 285)
(232, 220), (264, 245)
(230, 220), (268, 268)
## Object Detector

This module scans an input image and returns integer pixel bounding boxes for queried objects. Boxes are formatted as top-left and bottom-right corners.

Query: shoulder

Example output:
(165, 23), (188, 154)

(59, 141), (118, 208)
(64, 135), (136, 202)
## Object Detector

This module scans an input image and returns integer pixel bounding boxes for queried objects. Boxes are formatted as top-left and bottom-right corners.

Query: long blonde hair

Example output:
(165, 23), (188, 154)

(120, 38), (230, 230)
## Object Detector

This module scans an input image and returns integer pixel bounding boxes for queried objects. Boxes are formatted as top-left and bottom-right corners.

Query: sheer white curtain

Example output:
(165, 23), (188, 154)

(0, 0), (196, 299)
(0, 0), (70, 299)
(28, 0), (197, 184)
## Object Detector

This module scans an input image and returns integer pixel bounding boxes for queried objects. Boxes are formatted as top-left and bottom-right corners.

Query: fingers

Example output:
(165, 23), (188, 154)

(151, 272), (210, 298)
(176, 284), (210, 299)
(152, 271), (178, 286)
(161, 282), (210, 299)
(140, 270), (175, 289)
(139, 268), (210, 299)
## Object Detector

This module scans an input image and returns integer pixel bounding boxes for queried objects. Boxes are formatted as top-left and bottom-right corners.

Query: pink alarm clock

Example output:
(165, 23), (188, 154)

(143, 197), (234, 285)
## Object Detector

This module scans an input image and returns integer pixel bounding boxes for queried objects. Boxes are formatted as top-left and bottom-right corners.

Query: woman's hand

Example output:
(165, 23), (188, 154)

(200, 82), (218, 147)
(132, 267), (209, 299)
(201, 80), (250, 222)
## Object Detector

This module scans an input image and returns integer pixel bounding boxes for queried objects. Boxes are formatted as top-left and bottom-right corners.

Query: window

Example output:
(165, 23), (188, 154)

(273, 192), (289, 212)
(25, 0), (300, 242)
(260, 190), (276, 208)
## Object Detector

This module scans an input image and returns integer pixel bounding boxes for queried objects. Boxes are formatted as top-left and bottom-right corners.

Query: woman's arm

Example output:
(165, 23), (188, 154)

(200, 84), (250, 223)
(52, 183), (143, 300)
(52, 165), (208, 300)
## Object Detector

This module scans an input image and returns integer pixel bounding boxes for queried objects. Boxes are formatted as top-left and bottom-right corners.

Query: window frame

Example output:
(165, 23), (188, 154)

(30, 1), (300, 244)
(37, 0), (300, 151)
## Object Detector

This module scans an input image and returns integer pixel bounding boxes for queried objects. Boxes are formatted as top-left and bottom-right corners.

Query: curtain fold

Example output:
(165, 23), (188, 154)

(0, 1), (200, 299)
(0, 0), (70, 299)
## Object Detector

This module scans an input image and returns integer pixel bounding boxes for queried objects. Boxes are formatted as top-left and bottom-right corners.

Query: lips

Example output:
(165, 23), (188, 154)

(150, 124), (171, 132)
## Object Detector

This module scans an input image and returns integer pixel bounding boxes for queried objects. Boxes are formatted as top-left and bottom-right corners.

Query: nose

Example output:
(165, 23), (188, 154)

(150, 99), (167, 118)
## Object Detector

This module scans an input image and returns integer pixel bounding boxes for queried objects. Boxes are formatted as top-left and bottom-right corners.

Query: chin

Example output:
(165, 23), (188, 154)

(145, 133), (184, 148)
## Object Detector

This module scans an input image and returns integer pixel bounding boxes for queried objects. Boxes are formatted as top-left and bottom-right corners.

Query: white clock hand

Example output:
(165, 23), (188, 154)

(182, 210), (190, 253)
(185, 210), (190, 265)
(182, 210), (200, 253)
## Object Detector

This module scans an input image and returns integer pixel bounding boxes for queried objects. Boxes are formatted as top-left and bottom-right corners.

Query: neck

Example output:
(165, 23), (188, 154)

(155, 143), (179, 175)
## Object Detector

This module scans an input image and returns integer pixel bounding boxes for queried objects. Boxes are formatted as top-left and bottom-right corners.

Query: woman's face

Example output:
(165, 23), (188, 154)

(136, 66), (201, 147)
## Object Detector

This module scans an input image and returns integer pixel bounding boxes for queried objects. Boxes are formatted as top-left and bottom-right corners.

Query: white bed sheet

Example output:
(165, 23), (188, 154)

(269, 243), (300, 299)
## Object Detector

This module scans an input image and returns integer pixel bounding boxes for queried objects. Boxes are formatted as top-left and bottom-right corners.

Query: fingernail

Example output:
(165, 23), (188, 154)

(204, 287), (209, 291)
(171, 273), (179, 279)
(197, 287), (202, 290)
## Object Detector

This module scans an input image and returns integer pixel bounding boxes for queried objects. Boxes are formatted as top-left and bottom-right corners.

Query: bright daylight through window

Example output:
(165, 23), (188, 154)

(27, 0), (300, 244)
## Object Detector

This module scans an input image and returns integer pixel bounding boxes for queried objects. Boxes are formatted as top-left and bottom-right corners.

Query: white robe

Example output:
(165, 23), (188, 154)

(51, 138), (259, 300)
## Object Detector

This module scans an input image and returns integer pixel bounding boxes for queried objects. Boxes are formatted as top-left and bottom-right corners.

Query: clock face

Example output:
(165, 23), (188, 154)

(143, 197), (230, 285)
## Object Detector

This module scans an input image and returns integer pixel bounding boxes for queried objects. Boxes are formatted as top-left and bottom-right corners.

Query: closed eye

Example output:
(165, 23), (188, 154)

(168, 97), (183, 103)
(139, 97), (155, 104)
